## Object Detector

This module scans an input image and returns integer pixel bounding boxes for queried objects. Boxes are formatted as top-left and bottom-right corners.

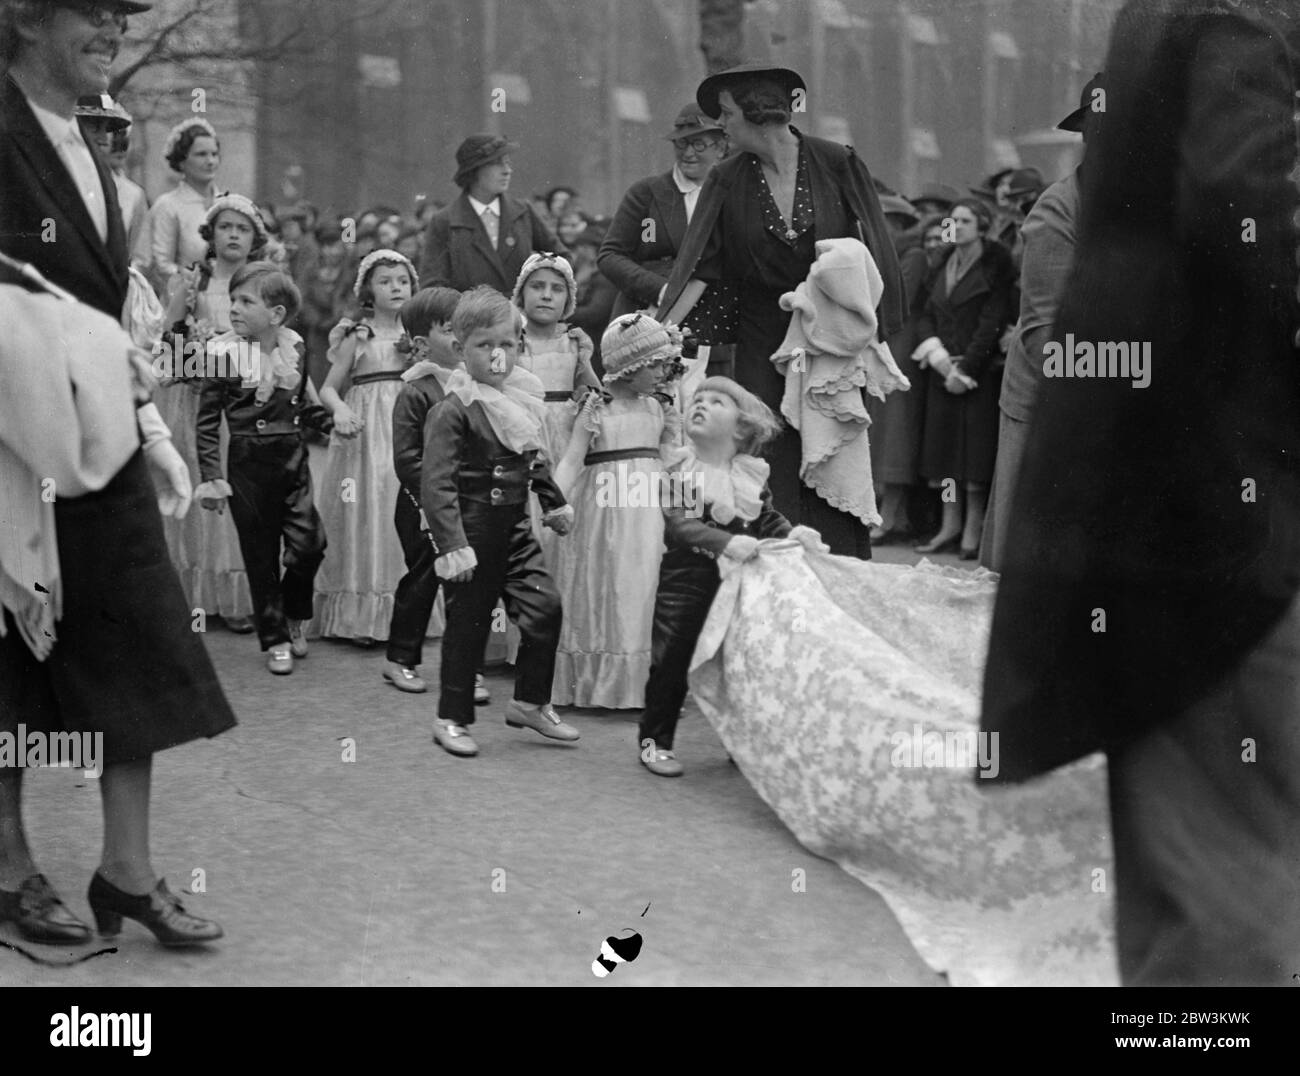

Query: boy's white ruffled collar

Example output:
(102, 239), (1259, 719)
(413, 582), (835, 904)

(664, 444), (768, 524)
(401, 359), (458, 384)
(445, 366), (548, 454)
(210, 327), (303, 401)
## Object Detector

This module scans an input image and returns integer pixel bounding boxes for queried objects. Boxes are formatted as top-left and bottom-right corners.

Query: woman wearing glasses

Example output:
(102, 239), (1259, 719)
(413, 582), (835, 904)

(0, 0), (232, 949)
(599, 104), (732, 333)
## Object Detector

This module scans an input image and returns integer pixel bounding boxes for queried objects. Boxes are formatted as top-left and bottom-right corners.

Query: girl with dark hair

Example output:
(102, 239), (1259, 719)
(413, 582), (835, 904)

(142, 118), (223, 297)
(315, 250), (419, 642)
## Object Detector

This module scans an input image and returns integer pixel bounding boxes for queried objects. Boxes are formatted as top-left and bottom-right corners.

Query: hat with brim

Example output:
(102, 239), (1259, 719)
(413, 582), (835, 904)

(75, 93), (131, 130)
(911, 183), (961, 210)
(1057, 71), (1105, 132)
(453, 134), (519, 190)
(696, 62), (805, 120)
(1003, 167), (1045, 199)
(664, 103), (724, 142)
(879, 194), (919, 221)
(969, 169), (1016, 199)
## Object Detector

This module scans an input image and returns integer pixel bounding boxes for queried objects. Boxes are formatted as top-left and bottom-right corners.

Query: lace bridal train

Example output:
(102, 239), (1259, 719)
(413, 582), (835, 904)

(689, 540), (1117, 986)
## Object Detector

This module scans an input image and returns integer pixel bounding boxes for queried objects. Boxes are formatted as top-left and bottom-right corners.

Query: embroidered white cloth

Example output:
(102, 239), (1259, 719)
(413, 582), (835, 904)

(689, 542), (1117, 987)
(771, 237), (910, 526)
(444, 366), (548, 454)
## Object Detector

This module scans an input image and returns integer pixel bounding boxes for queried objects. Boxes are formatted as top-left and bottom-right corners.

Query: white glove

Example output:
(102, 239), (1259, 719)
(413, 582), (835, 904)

(788, 525), (830, 553)
(145, 437), (193, 519)
(911, 336), (953, 378)
(542, 503), (576, 535)
(723, 534), (760, 561)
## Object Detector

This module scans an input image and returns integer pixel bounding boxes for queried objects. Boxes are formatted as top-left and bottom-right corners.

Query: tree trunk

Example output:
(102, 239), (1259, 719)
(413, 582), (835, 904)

(699, 0), (745, 74)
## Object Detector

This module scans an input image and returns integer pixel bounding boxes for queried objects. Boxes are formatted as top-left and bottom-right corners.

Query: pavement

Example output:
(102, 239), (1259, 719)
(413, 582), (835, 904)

(2, 539), (956, 986)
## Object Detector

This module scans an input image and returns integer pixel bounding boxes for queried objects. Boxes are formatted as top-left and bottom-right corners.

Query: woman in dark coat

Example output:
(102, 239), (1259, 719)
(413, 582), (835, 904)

(0, 6), (233, 950)
(913, 199), (1016, 557)
(866, 214), (948, 541)
(418, 134), (559, 295)
(657, 64), (904, 558)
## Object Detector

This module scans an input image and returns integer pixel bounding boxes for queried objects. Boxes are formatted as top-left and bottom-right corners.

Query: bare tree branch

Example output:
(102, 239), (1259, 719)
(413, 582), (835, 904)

(109, 2), (211, 95)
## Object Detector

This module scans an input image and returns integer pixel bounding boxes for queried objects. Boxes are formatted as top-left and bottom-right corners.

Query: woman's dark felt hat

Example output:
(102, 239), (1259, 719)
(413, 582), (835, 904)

(1057, 72), (1105, 132)
(453, 134), (519, 189)
(912, 183), (962, 210)
(696, 62), (806, 120)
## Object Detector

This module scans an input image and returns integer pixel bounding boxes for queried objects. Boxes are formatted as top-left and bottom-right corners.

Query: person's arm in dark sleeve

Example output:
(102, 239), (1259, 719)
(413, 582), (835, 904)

(195, 377), (230, 484)
(529, 451), (568, 514)
(598, 181), (668, 307)
(846, 146), (906, 339)
(419, 213), (453, 288)
(391, 384), (429, 494)
(1012, 180), (1078, 382)
(956, 252), (1016, 381)
(662, 503), (731, 560)
(754, 485), (793, 540)
(420, 397), (469, 555)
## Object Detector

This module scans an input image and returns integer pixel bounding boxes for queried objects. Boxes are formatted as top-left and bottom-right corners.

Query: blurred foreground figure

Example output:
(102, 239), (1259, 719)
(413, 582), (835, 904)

(982, 0), (1300, 985)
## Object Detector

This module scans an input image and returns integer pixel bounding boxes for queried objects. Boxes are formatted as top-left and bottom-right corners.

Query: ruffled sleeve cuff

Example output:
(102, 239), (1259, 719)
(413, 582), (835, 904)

(194, 479), (232, 500)
(435, 546), (477, 579)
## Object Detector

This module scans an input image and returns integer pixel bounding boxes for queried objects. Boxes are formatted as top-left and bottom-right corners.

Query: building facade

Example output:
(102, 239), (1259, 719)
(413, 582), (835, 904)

(237, 0), (1121, 219)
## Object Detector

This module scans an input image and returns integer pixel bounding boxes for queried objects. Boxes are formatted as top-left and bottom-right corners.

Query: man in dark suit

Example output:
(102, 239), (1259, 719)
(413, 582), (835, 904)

(598, 104), (726, 319)
(418, 134), (559, 295)
(0, 0), (231, 946)
(981, 0), (1300, 985)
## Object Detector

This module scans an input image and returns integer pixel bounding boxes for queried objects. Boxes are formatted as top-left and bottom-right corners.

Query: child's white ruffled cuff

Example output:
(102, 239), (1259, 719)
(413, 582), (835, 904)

(194, 479), (232, 500)
(435, 546), (477, 579)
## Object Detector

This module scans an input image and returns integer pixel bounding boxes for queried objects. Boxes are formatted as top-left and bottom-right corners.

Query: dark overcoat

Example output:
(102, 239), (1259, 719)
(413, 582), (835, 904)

(418, 191), (558, 295)
(981, 0), (1300, 780)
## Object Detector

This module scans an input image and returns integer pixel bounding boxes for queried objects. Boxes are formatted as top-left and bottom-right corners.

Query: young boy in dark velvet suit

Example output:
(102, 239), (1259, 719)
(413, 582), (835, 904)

(384, 285), (466, 695)
(421, 287), (579, 757)
(195, 263), (329, 676)
(638, 376), (827, 777)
